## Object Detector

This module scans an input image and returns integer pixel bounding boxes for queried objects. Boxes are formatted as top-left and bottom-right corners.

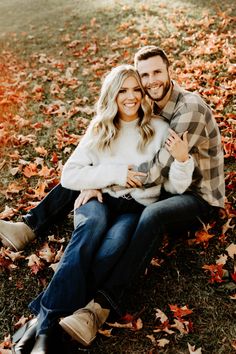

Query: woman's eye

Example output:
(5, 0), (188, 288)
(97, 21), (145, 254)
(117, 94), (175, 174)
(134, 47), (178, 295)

(118, 89), (126, 94)
(134, 88), (142, 92)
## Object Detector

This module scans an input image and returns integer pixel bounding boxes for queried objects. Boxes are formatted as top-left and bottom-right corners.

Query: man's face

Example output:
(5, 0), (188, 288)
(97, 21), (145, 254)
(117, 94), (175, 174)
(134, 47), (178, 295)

(136, 55), (171, 102)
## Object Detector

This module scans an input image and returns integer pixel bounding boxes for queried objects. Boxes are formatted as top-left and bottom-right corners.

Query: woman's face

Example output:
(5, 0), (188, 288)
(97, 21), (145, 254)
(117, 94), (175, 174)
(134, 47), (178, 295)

(116, 76), (142, 121)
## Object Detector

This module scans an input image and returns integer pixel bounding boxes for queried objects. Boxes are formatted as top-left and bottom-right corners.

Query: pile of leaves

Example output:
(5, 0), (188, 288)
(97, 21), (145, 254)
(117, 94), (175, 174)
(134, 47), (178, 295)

(0, 1), (235, 353)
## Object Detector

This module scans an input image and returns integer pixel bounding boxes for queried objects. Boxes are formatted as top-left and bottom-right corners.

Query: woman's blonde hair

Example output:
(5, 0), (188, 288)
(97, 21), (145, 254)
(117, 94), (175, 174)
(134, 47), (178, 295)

(87, 64), (154, 151)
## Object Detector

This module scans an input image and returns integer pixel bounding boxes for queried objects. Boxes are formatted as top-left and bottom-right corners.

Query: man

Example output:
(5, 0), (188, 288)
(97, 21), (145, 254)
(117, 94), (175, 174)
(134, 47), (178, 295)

(5, 46), (225, 349)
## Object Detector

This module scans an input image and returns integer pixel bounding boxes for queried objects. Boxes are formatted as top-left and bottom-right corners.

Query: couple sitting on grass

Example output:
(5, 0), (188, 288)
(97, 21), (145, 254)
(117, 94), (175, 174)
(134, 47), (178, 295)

(0, 45), (224, 354)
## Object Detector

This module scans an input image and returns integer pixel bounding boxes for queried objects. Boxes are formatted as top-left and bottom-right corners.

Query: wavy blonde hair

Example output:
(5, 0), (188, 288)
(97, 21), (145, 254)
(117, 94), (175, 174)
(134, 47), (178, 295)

(87, 64), (154, 151)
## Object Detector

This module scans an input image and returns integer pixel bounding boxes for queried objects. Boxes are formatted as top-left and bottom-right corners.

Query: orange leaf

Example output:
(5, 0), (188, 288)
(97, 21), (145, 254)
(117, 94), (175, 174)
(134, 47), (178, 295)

(169, 304), (193, 318)
(23, 163), (38, 178)
(202, 264), (225, 283)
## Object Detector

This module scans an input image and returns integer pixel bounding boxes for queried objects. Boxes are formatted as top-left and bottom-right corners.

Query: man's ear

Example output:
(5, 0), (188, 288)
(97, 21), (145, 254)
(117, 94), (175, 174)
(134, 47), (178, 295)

(168, 65), (173, 77)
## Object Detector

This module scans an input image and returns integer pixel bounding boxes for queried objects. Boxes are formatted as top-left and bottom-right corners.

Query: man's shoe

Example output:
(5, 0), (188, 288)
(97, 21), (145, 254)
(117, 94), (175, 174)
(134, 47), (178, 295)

(59, 300), (110, 346)
(0, 220), (36, 251)
(11, 318), (37, 354)
(30, 334), (49, 354)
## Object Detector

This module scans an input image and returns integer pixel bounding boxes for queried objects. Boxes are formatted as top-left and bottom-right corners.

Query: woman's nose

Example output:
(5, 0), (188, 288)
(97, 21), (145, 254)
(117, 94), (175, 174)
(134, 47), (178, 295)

(127, 90), (136, 99)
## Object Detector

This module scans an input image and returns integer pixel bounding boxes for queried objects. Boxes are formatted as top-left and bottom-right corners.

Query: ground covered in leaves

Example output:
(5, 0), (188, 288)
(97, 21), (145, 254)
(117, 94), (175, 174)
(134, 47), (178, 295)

(0, 0), (235, 353)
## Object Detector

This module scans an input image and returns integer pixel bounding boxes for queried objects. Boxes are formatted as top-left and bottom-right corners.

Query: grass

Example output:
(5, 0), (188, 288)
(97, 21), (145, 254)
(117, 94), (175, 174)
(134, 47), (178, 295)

(0, 0), (235, 353)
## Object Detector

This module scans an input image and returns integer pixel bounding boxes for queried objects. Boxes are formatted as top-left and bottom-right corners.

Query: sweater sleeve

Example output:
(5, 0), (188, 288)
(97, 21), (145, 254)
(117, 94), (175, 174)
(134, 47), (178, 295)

(61, 133), (128, 191)
(163, 155), (194, 194)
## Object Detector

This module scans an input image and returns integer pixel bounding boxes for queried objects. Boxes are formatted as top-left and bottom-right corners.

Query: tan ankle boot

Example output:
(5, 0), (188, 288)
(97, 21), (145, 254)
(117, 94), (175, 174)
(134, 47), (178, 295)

(59, 300), (110, 346)
(0, 220), (36, 251)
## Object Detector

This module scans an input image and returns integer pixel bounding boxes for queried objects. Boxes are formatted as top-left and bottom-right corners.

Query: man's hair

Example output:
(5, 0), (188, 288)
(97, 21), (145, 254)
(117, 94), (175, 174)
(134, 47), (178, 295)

(134, 45), (170, 68)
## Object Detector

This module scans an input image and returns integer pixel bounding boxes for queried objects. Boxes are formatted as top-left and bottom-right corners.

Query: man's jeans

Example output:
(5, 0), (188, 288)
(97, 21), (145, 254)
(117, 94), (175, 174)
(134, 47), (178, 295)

(23, 184), (79, 235)
(29, 197), (142, 335)
(99, 192), (215, 314)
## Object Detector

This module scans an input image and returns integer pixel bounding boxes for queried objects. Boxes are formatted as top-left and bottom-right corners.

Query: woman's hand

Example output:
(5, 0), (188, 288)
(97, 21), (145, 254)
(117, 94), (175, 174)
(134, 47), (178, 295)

(126, 166), (147, 188)
(165, 129), (189, 162)
(74, 189), (103, 209)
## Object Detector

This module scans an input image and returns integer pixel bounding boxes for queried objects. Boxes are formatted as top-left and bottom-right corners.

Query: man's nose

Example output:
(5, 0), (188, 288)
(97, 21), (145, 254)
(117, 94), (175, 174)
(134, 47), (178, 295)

(149, 73), (156, 84)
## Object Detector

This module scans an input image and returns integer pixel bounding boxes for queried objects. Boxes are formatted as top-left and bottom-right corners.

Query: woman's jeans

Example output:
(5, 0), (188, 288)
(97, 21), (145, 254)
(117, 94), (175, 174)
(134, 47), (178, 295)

(26, 184), (216, 333)
(29, 195), (143, 335)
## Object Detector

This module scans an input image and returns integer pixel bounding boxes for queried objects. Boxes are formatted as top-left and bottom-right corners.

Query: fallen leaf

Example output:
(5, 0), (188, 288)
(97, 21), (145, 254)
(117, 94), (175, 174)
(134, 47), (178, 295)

(226, 243), (236, 259)
(169, 304), (193, 318)
(202, 264), (225, 283)
(216, 254), (228, 265)
(188, 342), (202, 354)
(98, 328), (113, 337)
(26, 254), (44, 274)
(156, 338), (170, 348)
(38, 243), (55, 263)
(155, 308), (168, 323)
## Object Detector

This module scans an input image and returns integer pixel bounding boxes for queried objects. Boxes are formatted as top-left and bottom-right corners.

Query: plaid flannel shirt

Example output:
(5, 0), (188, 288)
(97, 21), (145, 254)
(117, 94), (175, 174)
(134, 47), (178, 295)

(148, 81), (225, 208)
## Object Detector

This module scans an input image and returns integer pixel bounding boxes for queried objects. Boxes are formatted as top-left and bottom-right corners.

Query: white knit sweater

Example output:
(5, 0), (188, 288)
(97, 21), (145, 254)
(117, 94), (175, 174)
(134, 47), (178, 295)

(61, 117), (194, 205)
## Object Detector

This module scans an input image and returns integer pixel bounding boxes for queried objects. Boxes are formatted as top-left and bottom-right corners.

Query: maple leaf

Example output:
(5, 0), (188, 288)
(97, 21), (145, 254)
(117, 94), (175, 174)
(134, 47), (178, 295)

(171, 318), (189, 334)
(202, 264), (225, 283)
(38, 243), (55, 263)
(98, 328), (113, 337)
(35, 146), (48, 156)
(222, 219), (235, 235)
(155, 308), (168, 323)
(169, 304), (193, 318)
(5, 182), (24, 195)
(226, 243), (236, 259)
(0, 206), (16, 219)
(1, 248), (24, 262)
(26, 254), (44, 274)
(23, 163), (38, 178)
(194, 229), (214, 247)
(188, 343), (202, 354)
(0, 254), (17, 271)
(156, 338), (170, 348)
(48, 235), (65, 243)
(0, 334), (12, 349)
(26, 182), (48, 200)
(216, 254), (228, 265)
(106, 317), (143, 331)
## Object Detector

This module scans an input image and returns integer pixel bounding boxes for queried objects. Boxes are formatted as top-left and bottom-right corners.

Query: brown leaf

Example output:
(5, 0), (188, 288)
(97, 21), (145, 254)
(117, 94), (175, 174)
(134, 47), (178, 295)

(38, 243), (55, 263)
(156, 338), (170, 348)
(188, 343), (202, 354)
(226, 243), (236, 259)
(26, 254), (44, 274)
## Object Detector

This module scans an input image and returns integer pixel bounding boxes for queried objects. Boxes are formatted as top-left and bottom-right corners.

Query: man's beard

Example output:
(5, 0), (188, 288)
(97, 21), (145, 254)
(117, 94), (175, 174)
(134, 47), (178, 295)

(146, 78), (171, 102)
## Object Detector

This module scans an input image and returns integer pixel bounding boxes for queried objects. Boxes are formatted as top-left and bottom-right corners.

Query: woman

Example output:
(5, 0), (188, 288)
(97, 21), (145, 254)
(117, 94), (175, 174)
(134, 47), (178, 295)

(12, 64), (193, 354)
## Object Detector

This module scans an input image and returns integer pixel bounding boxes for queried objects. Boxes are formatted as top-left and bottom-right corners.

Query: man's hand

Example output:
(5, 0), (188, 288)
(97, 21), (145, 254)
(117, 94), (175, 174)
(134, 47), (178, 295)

(74, 189), (103, 209)
(126, 166), (147, 188)
(165, 129), (189, 162)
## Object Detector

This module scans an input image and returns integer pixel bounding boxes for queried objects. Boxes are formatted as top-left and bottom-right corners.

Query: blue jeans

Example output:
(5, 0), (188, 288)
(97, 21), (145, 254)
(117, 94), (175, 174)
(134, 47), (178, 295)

(29, 196), (142, 335)
(99, 192), (216, 314)
(23, 184), (79, 235)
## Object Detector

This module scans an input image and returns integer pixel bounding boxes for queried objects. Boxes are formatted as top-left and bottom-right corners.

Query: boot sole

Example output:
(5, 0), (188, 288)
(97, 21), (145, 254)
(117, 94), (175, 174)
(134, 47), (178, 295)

(0, 230), (18, 251)
(59, 318), (96, 347)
